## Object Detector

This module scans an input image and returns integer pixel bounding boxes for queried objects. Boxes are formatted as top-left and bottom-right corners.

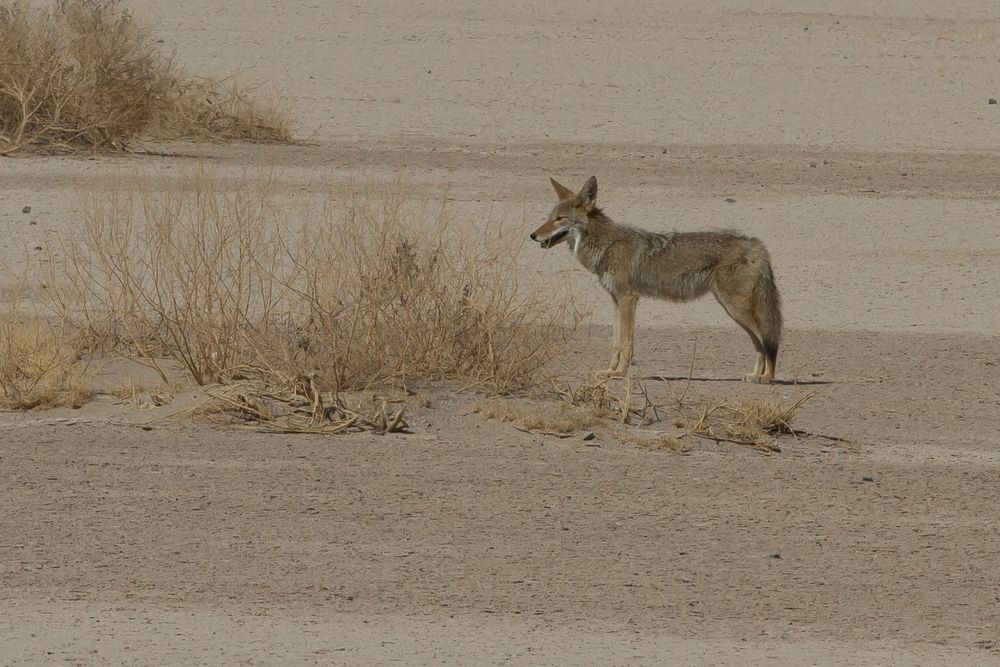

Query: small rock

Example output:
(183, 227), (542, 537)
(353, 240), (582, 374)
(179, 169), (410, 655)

(768, 551), (782, 559)
(862, 475), (875, 482)
(33, 245), (42, 251)
(582, 431), (596, 441)
(809, 161), (817, 167)
(724, 197), (736, 203)
(989, 98), (997, 105)
(22, 205), (31, 214)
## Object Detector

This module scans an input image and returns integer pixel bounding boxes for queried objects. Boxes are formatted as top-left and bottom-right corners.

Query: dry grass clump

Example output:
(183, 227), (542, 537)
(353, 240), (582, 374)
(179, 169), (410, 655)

(0, 0), (289, 154)
(50, 168), (574, 401)
(672, 393), (816, 453)
(0, 316), (89, 409)
(475, 399), (602, 437)
(521, 376), (814, 451)
(724, 397), (807, 440)
(476, 377), (665, 437)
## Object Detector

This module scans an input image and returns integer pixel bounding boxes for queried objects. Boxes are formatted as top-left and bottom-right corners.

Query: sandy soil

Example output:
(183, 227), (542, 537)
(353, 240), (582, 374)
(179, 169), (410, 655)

(2, 2), (1000, 664)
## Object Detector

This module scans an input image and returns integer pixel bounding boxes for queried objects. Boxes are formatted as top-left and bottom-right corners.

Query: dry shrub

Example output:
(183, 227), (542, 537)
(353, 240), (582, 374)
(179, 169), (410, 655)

(0, 0), (289, 154)
(0, 314), (89, 409)
(282, 187), (574, 391)
(0, 0), (167, 152)
(158, 76), (291, 143)
(52, 168), (574, 395)
(59, 169), (286, 385)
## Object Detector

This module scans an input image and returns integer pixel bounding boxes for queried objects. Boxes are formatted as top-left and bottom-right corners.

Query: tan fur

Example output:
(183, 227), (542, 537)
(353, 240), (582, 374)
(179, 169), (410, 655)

(530, 176), (783, 383)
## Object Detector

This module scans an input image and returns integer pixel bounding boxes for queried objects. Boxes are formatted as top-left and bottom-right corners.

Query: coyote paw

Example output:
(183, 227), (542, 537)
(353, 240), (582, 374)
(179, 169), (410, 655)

(743, 373), (773, 385)
(596, 368), (628, 379)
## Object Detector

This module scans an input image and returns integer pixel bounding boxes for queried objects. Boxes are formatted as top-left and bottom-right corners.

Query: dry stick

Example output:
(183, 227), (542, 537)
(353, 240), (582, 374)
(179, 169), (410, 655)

(628, 378), (660, 426)
(512, 425), (573, 439)
(795, 431), (857, 445)
(647, 381), (662, 423)
(677, 336), (698, 408)
(683, 430), (781, 453)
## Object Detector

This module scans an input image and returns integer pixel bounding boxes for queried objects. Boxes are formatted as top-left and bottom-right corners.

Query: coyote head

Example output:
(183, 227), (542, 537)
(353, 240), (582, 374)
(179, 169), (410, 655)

(530, 176), (598, 249)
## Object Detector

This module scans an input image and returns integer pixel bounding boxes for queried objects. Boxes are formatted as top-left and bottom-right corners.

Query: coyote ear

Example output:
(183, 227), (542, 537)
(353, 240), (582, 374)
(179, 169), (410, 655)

(577, 176), (598, 210)
(550, 177), (575, 201)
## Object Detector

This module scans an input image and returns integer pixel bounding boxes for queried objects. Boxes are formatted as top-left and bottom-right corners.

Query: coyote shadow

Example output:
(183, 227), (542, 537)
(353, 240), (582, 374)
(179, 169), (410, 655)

(640, 375), (832, 386)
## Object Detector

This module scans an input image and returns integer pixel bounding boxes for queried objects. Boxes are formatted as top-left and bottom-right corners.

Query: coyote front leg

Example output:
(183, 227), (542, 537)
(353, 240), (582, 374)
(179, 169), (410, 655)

(599, 293), (637, 378)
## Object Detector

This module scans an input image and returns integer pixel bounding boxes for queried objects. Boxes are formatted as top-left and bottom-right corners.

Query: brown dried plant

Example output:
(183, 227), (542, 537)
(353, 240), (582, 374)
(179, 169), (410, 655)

(49, 169), (577, 400)
(0, 0), (290, 154)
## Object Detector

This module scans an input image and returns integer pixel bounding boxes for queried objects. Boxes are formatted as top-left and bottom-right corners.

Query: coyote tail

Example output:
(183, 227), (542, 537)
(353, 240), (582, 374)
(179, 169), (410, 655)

(757, 260), (783, 368)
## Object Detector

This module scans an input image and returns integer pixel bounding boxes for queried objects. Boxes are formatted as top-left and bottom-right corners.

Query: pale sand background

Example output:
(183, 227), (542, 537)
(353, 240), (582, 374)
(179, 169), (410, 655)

(2, 2), (999, 664)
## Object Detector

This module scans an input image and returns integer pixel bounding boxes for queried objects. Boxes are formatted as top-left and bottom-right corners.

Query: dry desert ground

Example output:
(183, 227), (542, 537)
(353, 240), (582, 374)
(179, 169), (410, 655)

(2, 1), (999, 664)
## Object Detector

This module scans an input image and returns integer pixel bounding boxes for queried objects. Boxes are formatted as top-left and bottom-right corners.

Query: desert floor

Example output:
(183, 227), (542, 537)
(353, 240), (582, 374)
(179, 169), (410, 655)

(2, 2), (999, 665)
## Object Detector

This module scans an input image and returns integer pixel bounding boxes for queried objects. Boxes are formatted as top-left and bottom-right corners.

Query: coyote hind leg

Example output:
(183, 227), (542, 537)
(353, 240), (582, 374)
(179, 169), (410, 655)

(714, 292), (773, 384)
(737, 322), (768, 383)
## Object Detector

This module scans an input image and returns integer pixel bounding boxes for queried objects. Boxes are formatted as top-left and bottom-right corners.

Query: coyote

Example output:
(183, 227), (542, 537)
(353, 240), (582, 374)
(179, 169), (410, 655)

(530, 176), (782, 383)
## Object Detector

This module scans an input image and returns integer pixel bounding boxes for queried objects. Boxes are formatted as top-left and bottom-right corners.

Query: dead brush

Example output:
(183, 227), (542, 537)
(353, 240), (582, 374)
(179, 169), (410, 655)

(477, 376), (664, 438)
(555, 375), (662, 426)
(726, 396), (811, 439)
(672, 392), (817, 453)
(0, 315), (90, 409)
(0, 0), (290, 154)
(535, 376), (814, 452)
(57, 168), (287, 386)
(205, 366), (410, 435)
(256, 183), (577, 393)
(0, 0), (169, 153)
(156, 75), (291, 143)
(46, 169), (576, 418)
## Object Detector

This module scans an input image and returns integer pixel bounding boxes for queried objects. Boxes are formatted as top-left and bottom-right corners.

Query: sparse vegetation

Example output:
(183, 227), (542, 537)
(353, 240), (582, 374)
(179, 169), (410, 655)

(0, 312), (89, 409)
(477, 374), (814, 453)
(46, 168), (575, 413)
(0, 0), (290, 154)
